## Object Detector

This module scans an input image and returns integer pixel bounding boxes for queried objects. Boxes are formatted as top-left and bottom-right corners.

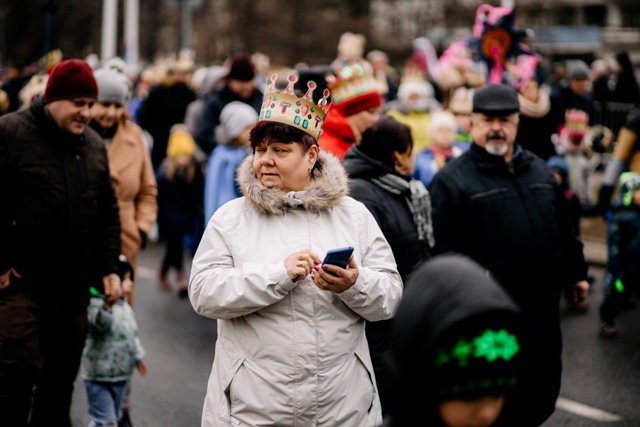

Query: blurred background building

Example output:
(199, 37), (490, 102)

(0, 0), (638, 71)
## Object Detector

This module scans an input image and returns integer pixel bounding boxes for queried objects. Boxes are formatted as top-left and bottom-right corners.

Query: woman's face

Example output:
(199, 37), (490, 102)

(432, 127), (456, 149)
(394, 147), (415, 176)
(253, 139), (318, 193)
(91, 101), (123, 129)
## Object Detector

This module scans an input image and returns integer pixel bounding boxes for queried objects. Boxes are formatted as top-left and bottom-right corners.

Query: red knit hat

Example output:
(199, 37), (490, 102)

(43, 59), (98, 104)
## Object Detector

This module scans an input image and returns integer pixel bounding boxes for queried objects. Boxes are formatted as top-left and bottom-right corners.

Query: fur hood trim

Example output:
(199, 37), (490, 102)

(237, 150), (348, 215)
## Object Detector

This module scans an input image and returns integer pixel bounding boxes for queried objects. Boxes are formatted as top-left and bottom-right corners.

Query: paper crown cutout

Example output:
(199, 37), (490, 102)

(259, 73), (331, 140)
(327, 61), (383, 105)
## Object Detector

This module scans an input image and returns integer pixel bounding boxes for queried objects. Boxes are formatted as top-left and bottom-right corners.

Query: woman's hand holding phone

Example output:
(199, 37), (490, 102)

(313, 247), (358, 293)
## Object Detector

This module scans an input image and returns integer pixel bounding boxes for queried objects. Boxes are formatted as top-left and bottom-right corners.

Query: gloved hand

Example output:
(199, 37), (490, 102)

(139, 228), (148, 250)
(118, 254), (135, 282)
(595, 184), (615, 215)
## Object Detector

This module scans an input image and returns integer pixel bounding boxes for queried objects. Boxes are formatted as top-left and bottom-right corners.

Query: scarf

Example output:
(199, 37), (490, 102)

(371, 173), (435, 248)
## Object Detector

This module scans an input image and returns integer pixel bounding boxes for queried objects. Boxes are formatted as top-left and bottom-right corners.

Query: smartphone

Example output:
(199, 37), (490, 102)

(322, 247), (354, 271)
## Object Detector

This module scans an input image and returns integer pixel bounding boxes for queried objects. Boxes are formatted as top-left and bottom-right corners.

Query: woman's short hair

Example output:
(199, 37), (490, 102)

(358, 115), (413, 170)
(249, 121), (317, 151)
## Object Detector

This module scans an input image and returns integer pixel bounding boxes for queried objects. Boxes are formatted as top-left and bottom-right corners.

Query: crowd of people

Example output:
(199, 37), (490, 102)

(1, 2), (640, 426)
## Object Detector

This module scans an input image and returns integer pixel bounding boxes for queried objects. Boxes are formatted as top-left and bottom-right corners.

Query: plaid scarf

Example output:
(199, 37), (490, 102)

(371, 174), (435, 248)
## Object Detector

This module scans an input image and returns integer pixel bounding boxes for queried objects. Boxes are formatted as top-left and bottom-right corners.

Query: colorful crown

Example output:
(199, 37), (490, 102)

(259, 73), (331, 140)
(327, 61), (383, 106)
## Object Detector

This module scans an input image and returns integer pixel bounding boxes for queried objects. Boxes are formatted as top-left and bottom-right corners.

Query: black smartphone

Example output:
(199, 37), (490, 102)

(322, 247), (354, 270)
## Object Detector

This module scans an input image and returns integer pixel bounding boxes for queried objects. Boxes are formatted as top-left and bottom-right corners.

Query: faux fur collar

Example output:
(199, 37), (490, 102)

(237, 150), (349, 215)
(518, 90), (550, 118)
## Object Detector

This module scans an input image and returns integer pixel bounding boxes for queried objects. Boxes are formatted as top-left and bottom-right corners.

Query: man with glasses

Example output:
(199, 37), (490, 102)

(429, 83), (590, 426)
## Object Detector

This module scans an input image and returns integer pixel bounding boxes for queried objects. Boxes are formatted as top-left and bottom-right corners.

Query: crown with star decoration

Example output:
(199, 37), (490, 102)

(259, 73), (331, 140)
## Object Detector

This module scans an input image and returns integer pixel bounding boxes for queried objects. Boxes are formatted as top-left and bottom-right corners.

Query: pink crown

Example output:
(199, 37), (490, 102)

(259, 73), (331, 140)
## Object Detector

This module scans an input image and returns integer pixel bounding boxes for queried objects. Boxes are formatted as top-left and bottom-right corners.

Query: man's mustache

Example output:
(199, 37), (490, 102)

(487, 132), (506, 141)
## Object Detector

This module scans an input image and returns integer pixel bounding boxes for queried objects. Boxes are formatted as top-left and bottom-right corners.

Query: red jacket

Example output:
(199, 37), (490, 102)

(318, 108), (356, 160)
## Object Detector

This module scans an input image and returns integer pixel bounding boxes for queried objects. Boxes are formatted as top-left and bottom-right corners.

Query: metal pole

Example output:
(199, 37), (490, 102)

(101, 0), (118, 62)
(181, 0), (192, 51)
(125, 0), (140, 66)
(42, 3), (53, 59)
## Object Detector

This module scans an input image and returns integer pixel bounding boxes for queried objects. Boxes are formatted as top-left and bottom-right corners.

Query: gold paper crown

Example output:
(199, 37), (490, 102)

(259, 73), (331, 140)
(327, 61), (383, 105)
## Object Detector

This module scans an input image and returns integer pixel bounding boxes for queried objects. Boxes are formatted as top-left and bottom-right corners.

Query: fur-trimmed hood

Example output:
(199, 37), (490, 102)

(237, 150), (349, 215)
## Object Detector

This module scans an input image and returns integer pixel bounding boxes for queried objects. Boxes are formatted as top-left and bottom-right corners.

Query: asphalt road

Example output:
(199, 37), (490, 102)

(70, 238), (640, 426)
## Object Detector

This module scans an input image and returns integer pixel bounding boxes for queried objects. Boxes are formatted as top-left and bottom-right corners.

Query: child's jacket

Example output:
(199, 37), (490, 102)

(81, 297), (146, 382)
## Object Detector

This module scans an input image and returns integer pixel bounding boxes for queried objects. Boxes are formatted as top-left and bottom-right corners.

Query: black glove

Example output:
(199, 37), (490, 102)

(595, 184), (615, 216)
(139, 228), (148, 250)
(118, 254), (135, 282)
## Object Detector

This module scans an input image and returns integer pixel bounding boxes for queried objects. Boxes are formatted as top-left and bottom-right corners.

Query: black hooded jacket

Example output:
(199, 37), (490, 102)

(385, 255), (522, 426)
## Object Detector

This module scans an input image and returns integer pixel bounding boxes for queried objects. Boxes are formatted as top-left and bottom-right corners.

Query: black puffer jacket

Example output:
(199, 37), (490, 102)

(0, 99), (121, 305)
(429, 143), (588, 317)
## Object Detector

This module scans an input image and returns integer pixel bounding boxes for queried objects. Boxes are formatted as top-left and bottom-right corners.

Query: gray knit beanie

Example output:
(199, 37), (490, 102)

(94, 68), (130, 105)
(216, 101), (258, 144)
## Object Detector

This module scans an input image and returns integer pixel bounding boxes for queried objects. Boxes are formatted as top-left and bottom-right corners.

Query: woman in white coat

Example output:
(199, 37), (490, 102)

(189, 74), (403, 426)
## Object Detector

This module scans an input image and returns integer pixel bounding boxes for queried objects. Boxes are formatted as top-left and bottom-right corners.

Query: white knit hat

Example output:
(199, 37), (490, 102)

(94, 68), (130, 105)
(429, 110), (457, 136)
(216, 101), (258, 144)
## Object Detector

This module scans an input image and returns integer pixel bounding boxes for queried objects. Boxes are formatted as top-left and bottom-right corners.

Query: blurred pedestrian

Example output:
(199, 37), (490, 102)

(551, 109), (601, 210)
(429, 83), (589, 426)
(516, 78), (554, 161)
(590, 58), (612, 105)
(599, 172), (640, 337)
(0, 58), (122, 427)
(385, 75), (441, 153)
(607, 51), (640, 105)
(189, 73), (402, 426)
(195, 54), (263, 156)
(156, 125), (203, 297)
(548, 60), (596, 135)
(343, 115), (433, 421)
(448, 86), (474, 148)
(366, 49), (399, 102)
(412, 109), (462, 188)
(319, 60), (384, 160)
(597, 108), (640, 212)
(91, 67), (158, 307)
(203, 101), (257, 224)
(184, 65), (227, 138)
(137, 55), (197, 171)
(385, 254), (524, 427)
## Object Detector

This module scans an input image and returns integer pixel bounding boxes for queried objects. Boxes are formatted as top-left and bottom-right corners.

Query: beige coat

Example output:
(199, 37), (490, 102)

(107, 121), (158, 305)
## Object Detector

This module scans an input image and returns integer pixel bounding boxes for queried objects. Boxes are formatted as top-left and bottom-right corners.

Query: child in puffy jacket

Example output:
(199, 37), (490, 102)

(81, 255), (147, 427)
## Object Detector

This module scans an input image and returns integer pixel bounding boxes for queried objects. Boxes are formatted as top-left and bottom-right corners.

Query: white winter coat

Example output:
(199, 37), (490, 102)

(189, 151), (403, 426)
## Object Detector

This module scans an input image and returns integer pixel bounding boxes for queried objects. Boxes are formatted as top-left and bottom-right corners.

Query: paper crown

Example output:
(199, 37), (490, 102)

(259, 73), (331, 140)
(327, 61), (383, 105)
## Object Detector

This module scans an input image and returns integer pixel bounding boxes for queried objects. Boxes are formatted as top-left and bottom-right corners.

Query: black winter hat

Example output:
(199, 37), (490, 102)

(226, 54), (255, 82)
(472, 83), (520, 116)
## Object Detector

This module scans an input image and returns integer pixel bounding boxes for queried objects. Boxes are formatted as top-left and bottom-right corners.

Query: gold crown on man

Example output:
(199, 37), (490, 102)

(327, 60), (383, 105)
(259, 73), (331, 140)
